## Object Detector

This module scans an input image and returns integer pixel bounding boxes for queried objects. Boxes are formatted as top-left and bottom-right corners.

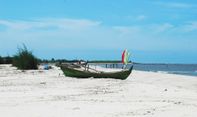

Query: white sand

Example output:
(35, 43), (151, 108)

(0, 64), (197, 117)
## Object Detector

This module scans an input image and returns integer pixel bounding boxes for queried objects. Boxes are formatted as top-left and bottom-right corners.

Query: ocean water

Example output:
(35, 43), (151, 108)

(132, 63), (197, 77)
(90, 63), (197, 77)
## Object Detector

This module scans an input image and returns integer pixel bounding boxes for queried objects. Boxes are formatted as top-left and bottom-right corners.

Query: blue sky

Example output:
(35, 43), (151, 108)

(0, 0), (197, 63)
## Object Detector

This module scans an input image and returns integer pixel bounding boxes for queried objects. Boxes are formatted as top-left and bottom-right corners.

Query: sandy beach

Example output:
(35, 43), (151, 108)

(0, 64), (197, 117)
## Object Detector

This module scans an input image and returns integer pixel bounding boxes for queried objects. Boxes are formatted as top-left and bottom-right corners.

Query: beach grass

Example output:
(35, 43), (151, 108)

(12, 45), (38, 70)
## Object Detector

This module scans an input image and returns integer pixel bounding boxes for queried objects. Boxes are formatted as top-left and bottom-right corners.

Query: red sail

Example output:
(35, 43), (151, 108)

(122, 50), (125, 64)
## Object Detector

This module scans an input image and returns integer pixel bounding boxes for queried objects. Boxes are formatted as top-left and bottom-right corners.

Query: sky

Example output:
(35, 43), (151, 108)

(0, 0), (197, 63)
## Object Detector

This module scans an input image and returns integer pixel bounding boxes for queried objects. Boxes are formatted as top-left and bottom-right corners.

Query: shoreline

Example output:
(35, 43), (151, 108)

(134, 69), (197, 77)
(0, 64), (197, 117)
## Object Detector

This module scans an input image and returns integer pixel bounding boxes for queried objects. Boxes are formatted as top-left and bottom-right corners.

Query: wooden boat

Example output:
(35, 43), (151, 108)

(60, 64), (133, 80)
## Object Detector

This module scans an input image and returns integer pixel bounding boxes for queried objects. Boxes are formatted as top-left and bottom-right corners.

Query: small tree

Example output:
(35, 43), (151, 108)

(51, 58), (55, 63)
(12, 45), (38, 70)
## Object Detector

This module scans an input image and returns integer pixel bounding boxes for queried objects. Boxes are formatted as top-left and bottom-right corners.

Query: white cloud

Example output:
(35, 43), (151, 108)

(0, 18), (101, 31)
(152, 23), (174, 33)
(0, 20), (31, 30)
(136, 15), (146, 21)
(36, 18), (101, 30)
(113, 23), (174, 36)
(126, 15), (147, 21)
(113, 26), (140, 35)
(181, 21), (197, 32)
(155, 2), (195, 9)
(167, 3), (192, 8)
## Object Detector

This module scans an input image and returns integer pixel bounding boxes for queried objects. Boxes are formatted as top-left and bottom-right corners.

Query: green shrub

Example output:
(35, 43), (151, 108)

(12, 45), (38, 70)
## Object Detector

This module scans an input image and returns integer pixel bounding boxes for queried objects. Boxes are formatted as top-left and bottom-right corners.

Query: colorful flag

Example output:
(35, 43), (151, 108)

(122, 49), (130, 64)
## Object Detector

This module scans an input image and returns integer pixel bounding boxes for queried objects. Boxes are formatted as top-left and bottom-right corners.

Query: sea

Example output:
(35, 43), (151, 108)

(91, 63), (197, 77)
(132, 63), (197, 77)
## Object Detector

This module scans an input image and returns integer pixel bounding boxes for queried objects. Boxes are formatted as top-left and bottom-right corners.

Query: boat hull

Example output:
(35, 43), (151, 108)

(61, 65), (133, 80)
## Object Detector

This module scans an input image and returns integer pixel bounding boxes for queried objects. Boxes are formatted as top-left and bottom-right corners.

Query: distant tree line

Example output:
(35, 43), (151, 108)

(39, 58), (83, 64)
(0, 56), (13, 64)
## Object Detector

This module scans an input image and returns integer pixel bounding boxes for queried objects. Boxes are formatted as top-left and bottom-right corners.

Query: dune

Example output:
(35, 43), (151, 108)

(0, 64), (197, 117)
